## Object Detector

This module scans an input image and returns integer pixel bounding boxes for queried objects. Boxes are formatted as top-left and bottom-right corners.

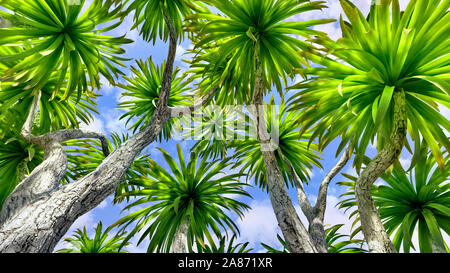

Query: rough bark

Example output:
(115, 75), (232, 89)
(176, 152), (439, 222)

(251, 43), (317, 253)
(355, 89), (406, 253)
(292, 145), (351, 253)
(0, 91), (173, 253)
(169, 218), (189, 253)
(0, 6), (179, 253)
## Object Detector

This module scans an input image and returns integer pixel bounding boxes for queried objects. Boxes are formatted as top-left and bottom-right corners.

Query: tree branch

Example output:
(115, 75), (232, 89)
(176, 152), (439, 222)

(157, 2), (178, 112)
(313, 144), (351, 220)
(288, 164), (314, 220)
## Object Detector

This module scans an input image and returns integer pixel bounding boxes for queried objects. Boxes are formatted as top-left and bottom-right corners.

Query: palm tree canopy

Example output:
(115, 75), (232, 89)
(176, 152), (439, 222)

(125, 0), (205, 43)
(0, 0), (132, 99)
(183, 104), (241, 160)
(191, 0), (335, 103)
(338, 151), (450, 253)
(109, 143), (251, 253)
(232, 97), (323, 190)
(56, 221), (129, 253)
(117, 58), (191, 141)
(289, 0), (450, 171)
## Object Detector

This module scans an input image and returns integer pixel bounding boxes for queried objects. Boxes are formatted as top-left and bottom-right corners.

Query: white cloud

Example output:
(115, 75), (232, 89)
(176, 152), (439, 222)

(176, 44), (187, 61)
(80, 117), (106, 134)
(103, 109), (129, 135)
(99, 75), (115, 95)
(234, 199), (282, 251)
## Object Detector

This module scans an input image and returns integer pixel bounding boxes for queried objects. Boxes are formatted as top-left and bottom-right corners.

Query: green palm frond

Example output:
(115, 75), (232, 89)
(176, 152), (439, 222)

(0, 136), (43, 209)
(126, 0), (205, 43)
(64, 132), (151, 203)
(0, 45), (99, 133)
(109, 143), (251, 253)
(325, 224), (366, 253)
(232, 97), (323, 191)
(56, 221), (130, 253)
(183, 38), (251, 106)
(337, 151), (450, 253)
(117, 58), (191, 141)
(289, 0), (450, 171)
(261, 234), (290, 253)
(0, 107), (44, 209)
(184, 104), (242, 160)
(189, 0), (335, 102)
(0, 0), (132, 99)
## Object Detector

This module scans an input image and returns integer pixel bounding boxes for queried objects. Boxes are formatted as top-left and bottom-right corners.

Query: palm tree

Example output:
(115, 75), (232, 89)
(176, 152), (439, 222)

(261, 224), (367, 253)
(0, 0), (136, 252)
(338, 151), (450, 253)
(56, 222), (129, 253)
(289, 0), (449, 252)
(109, 143), (251, 253)
(194, 234), (252, 253)
(0, 129), (44, 209)
(231, 97), (322, 191)
(191, 0), (335, 253)
(0, 0), (217, 252)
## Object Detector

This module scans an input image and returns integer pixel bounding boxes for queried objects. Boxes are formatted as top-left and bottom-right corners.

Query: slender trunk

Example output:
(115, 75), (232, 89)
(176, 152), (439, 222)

(169, 218), (189, 253)
(251, 43), (316, 253)
(355, 89), (406, 253)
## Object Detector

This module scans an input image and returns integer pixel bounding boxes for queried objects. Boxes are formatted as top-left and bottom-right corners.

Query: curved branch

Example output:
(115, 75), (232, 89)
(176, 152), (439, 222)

(289, 164), (313, 220)
(157, 3), (178, 112)
(313, 144), (351, 220)
(355, 90), (406, 253)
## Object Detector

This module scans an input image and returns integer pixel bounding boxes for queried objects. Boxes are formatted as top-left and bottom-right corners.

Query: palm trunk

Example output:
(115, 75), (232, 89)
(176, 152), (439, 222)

(251, 43), (316, 253)
(169, 218), (189, 253)
(355, 89), (407, 253)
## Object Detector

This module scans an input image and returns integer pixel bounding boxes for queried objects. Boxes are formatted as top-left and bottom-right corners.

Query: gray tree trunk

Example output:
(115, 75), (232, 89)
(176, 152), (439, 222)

(169, 218), (189, 253)
(251, 44), (317, 253)
(355, 89), (407, 253)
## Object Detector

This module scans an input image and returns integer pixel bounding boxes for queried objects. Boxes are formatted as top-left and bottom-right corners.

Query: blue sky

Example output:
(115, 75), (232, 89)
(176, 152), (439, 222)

(54, 0), (450, 253)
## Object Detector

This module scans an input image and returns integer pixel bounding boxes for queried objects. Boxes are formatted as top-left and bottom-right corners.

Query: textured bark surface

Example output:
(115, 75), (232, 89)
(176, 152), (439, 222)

(355, 89), (407, 253)
(0, 104), (171, 252)
(251, 44), (316, 253)
(169, 218), (189, 253)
